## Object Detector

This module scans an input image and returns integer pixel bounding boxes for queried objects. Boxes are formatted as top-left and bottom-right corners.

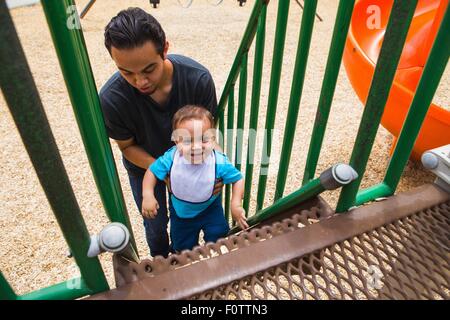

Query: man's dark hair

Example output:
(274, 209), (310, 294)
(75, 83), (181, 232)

(104, 7), (166, 58)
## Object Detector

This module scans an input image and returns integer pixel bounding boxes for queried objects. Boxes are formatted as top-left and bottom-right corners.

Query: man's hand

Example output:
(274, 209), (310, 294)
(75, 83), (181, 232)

(213, 178), (224, 195)
(142, 196), (159, 219)
(231, 203), (249, 230)
(164, 175), (172, 193)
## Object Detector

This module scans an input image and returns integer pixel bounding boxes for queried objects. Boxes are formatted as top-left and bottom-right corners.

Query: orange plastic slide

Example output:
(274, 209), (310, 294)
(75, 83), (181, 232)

(343, 0), (449, 160)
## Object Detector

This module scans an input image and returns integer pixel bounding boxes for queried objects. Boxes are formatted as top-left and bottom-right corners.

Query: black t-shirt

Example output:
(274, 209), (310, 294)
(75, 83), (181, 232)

(99, 54), (218, 176)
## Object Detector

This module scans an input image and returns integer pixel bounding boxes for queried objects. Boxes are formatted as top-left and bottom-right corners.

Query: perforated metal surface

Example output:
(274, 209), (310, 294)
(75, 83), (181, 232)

(88, 185), (449, 300)
(192, 201), (449, 300)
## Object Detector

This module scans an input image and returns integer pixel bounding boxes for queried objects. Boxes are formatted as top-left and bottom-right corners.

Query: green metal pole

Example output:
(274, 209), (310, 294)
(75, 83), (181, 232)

(231, 178), (324, 234)
(256, 0), (290, 211)
(0, 1), (109, 293)
(216, 0), (268, 126)
(218, 111), (225, 217)
(302, 0), (356, 185)
(243, 5), (267, 216)
(336, 0), (418, 213)
(235, 53), (248, 172)
(218, 110), (225, 150)
(20, 278), (93, 300)
(355, 182), (393, 206)
(40, 0), (136, 251)
(274, 0), (318, 201)
(0, 272), (17, 300)
(225, 89), (235, 222)
(384, 4), (450, 192)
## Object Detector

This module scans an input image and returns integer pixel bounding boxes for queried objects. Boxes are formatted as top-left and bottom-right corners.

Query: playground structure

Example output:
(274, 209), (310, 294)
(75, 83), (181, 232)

(344, 0), (450, 161)
(79, 0), (248, 17)
(0, 0), (449, 300)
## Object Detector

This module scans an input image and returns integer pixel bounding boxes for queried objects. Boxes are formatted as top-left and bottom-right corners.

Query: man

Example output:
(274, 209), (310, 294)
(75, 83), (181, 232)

(100, 7), (223, 258)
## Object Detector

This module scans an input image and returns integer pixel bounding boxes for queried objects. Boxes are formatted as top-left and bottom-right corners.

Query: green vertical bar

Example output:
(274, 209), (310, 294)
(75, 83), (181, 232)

(225, 89), (235, 222)
(0, 1), (108, 293)
(218, 107), (225, 150)
(256, 0), (290, 211)
(40, 0), (136, 250)
(243, 5), (267, 216)
(384, 4), (450, 191)
(274, 0), (318, 201)
(218, 111), (225, 216)
(235, 53), (248, 172)
(336, 0), (418, 213)
(216, 0), (268, 124)
(0, 272), (17, 300)
(302, 0), (356, 185)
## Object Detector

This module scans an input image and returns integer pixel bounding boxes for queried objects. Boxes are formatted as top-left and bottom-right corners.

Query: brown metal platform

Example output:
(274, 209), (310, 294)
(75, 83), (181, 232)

(88, 184), (449, 300)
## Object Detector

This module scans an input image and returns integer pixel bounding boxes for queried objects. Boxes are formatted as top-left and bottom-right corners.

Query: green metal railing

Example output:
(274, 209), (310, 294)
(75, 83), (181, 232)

(225, 88), (235, 221)
(355, 2), (449, 206)
(0, 272), (17, 300)
(274, 0), (318, 201)
(0, 0), (136, 300)
(336, 0), (419, 212)
(40, 0), (136, 245)
(243, 4), (267, 216)
(302, 0), (356, 185)
(220, 0), (448, 223)
(255, 0), (290, 211)
(1, 0), (449, 300)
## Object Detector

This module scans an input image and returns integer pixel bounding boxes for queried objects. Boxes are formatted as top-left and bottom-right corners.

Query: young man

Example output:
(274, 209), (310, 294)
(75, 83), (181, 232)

(100, 7), (223, 258)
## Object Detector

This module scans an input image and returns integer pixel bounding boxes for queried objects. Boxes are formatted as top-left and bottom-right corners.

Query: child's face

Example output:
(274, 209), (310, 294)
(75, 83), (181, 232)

(173, 118), (215, 164)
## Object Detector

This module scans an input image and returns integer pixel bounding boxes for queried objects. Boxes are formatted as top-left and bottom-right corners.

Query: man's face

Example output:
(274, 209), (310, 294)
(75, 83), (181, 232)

(111, 41), (168, 95)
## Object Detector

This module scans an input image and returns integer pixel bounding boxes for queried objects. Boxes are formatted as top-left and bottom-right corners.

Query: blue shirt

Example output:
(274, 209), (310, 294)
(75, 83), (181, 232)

(150, 146), (243, 218)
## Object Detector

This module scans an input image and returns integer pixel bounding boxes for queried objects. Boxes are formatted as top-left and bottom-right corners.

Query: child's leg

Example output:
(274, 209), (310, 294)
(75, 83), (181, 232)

(202, 197), (230, 244)
(169, 208), (202, 252)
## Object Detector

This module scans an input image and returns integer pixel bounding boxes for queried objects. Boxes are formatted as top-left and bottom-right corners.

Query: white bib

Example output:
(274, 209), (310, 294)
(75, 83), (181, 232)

(170, 149), (216, 203)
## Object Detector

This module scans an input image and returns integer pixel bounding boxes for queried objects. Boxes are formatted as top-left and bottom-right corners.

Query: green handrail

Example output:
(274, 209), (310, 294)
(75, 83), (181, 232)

(243, 5), (267, 216)
(40, 0), (136, 250)
(274, 0), (318, 201)
(384, 4), (450, 191)
(256, 0), (290, 211)
(355, 182), (393, 206)
(336, 0), (419, 212)
(216, 0), (269, 124)
(0, 0), (109, 294)
(20, 278), (93, 300)
(302, 0), (356, 185)
(225, 89), (235, 221)
(235, 53), (248, 173)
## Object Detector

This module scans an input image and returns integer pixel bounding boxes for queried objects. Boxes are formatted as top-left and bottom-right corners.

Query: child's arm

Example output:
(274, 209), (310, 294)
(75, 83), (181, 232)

(142, 169), (160, 219)
(230, 179), (249, 230)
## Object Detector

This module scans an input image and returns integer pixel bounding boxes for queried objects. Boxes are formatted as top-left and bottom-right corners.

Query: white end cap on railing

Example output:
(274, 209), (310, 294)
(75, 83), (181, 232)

(422, 144), (450, 193)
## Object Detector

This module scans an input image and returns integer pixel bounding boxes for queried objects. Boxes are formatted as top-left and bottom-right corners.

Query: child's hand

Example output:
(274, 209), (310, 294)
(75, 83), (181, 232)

(142, 196), (159, 219)
(231, 204), (249, 230)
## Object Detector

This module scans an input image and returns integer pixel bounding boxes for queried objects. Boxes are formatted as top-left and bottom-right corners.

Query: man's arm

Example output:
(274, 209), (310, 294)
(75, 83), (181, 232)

(116, 137), (173, 191)
(115, 137), (155, 170)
